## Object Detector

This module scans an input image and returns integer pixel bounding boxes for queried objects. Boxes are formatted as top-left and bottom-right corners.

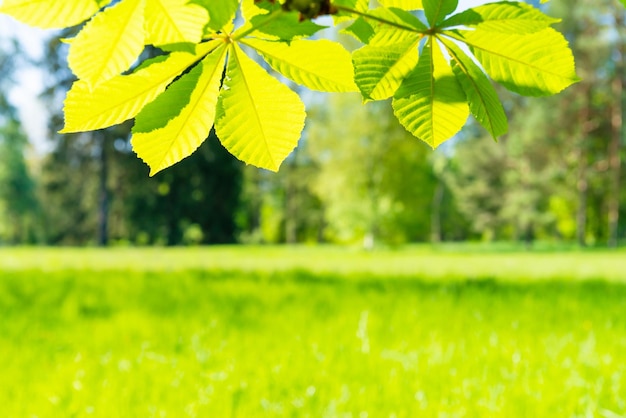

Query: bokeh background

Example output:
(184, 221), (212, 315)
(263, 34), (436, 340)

(0, 0), (625, 416)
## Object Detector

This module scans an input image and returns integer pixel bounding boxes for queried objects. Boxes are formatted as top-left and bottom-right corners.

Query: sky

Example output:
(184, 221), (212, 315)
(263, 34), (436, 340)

(0, 0), (494, 153)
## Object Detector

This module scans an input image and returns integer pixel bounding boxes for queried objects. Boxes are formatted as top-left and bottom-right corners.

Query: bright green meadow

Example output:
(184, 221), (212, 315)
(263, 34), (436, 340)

(1, 245), (626, 417)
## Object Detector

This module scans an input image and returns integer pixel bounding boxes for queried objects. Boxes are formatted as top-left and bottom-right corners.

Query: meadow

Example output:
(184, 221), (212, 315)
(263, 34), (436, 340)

(1, 245), (626, 417)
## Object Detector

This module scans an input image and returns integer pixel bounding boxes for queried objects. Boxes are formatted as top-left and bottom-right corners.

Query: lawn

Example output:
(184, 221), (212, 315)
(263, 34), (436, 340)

(1, 245), (626, 417)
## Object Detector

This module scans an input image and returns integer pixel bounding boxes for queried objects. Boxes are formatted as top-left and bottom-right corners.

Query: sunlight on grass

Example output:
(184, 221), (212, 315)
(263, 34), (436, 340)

(1, 244), (625, 281)
(1, 246), (626, 416)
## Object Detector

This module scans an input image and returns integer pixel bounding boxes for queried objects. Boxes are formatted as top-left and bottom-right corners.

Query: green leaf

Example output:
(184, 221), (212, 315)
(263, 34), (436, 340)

(453, 27), (579, 96)
(371, 7), (428, 33)
(191, 0), (238, 31)
(440, 37), (507, 139)
(249, 11), (326, 41)
(67, 0), (146, 88)
(392, 40), (469, 148)
(144, 0), (209, 45)
(241, 0), (273, 22)
(215, 44), (306, 171)
(352, 36), (420, 100)
(378, 0), (423, 11)
(364, 8), (427, 46)
(0, 0), (103, 29)
(441, 2), (560, 33)
(242, 38), (358, 92)
(333, 0), (368, 10)
(61, 41), (221, 132)
(342, 17), (375, 44)
(132, 46), (228, 176)
(332, 0), (368, 24)
(423, 0), (458, 26)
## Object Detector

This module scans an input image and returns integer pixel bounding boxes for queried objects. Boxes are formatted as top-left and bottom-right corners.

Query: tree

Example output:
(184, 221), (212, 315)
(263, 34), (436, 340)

(307, 94), (435, 245)
(0, 44), (40, 244)
(39, 33), (244, 245)
(0, 0), (579, 177)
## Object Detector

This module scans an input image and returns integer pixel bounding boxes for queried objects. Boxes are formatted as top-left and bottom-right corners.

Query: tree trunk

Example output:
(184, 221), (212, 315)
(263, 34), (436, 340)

(576, 86), (592, 247)
(430, 178), (444, 243)
(608, 11), (624, 247)
(97, 132), (109, 246)
(284, 150), (298, 244)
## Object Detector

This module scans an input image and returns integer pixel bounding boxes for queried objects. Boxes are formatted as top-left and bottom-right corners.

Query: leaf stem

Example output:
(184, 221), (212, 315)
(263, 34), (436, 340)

(333, 5), (425, 34)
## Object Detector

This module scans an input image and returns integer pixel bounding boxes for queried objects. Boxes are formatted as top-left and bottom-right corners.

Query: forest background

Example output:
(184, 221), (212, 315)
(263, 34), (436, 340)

(0, 0), (624, 249)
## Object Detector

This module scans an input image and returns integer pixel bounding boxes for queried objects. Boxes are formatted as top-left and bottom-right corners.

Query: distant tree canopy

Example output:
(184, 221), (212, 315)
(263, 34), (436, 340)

(0, 0), (579, 174)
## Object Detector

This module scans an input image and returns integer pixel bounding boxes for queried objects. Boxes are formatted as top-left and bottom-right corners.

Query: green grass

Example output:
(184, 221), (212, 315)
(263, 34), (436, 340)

(1, 246), (626, 417)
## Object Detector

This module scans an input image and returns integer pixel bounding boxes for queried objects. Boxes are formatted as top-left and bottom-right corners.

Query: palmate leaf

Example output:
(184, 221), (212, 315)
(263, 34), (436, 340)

(249, 11), (326, 40)
(61, 41), (221, 132)
(423, 0), (458, 26)
(242, 38), (357, 92)
(215, 44), (305, 171)
(144, 0), (208, 46)
(67, 0), (146, 88)
(0, 0), (103, 29)
(392, 40), (469, 148)
(360, 8), (426, 47)
(441, 1), (560, 33)
(440, 37), (507, 139)
(352, 36), (420, 101)
(191, 0), (238, 31)
(452, 27), (579, 96)
(132, 46), (228, 176)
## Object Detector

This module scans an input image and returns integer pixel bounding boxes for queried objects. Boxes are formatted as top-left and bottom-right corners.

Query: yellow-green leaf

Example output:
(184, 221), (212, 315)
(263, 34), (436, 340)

(67, 0), (146, 88)
(454, 27), (579, 96)
(242, 38), (358, 92)
(441, 37), (507, 139)
(392, 40), (469, 148)
(352, 36), (420, 101)
(215, 44), (305, 172)
(144, 0), (208, 46)
(61, 41), (221, 133)
(378, 0), (423, 10)
(0, 0), (103, 29)
(132, 46), (227, 176)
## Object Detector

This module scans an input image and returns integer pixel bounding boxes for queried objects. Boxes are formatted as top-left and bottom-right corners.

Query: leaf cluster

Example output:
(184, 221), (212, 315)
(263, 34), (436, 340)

(0, 0), (579, 174)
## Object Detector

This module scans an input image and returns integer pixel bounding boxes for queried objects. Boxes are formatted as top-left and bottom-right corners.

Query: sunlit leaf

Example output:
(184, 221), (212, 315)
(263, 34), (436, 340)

(132, 46), (227, 176)
(215, 44), (305, 171)
(441, 2), (560, 33)
(392, 40), (468, 148)
(144, 0), (208, 46)
(249, 11), (325, 40)
(378, 0), (423, 10)
(352, 36), (420, 101)
(342, 17), (375, 43)
(453, 27), (579, 96)
(441, 37), (507, 139)
(243, 38), (357, 92)
(61, 41), (221, 132)
(423, 0), (458, 26)
(67, 0), (146, 88)
(0, 0), (103, 29)
(191, 0), (238, 31)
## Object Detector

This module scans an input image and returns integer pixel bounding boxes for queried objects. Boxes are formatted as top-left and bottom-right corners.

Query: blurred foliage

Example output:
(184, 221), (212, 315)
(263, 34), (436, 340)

(0, 45), (41, 244)
(0, 0), (624, 247)
(36, 34), (243, 246)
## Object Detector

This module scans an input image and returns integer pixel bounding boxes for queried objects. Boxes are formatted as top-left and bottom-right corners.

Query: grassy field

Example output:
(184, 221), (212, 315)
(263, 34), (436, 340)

(1, 245), (626, 417)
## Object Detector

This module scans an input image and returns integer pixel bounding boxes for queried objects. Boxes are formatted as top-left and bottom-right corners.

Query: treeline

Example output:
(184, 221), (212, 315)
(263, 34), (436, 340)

(0, 0), (623, 247)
